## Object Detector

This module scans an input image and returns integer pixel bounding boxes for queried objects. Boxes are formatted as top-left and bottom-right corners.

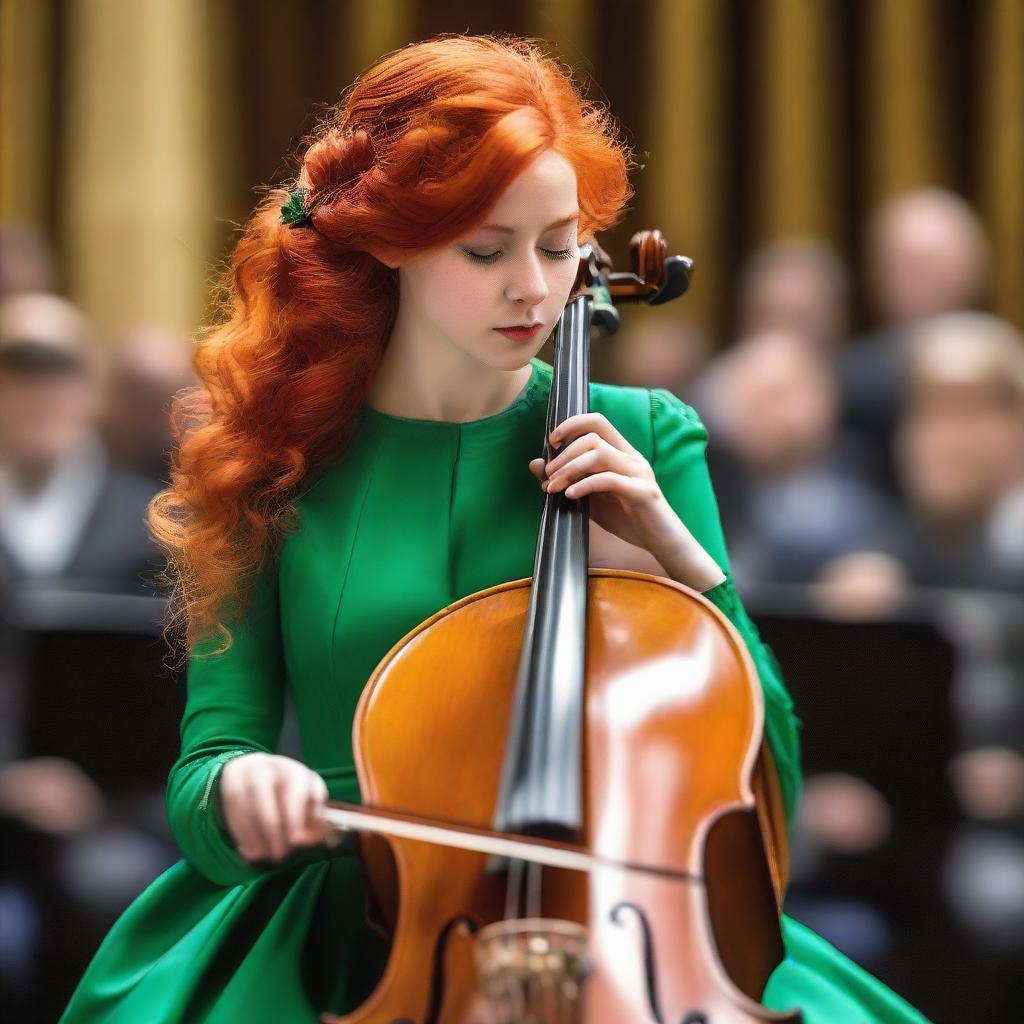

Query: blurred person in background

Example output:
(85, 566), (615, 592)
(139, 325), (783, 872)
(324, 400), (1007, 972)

(812, 312), (1024, 1018)
(893, 312), (1024, 591)
(0, 294), (176, 1019)
(697, 329), (896, 586)
(0, 224), (56, 300)
(737, 239), (850, 356)
(102, 326), (196, 481)
(839, 188), (990, 495)
(689, 237), (850, 414)
(818, 314), (1024, 1010)
(823, 312), (1024, 598)
(0, 293), (163, 595)
(606, 311), (711, 402)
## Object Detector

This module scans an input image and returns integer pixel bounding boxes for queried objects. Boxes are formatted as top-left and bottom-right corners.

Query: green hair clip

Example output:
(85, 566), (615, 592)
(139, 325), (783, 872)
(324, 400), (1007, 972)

(280, 188), (313, 228)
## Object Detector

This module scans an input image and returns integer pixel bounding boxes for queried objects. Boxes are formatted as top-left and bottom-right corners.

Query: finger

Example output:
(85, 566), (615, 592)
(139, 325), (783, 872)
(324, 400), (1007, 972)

(561, 471), (649, 501)
(219, 768), (263, 858)
(304, 774), (330, 843)
(544, 433), (603, 476)
(547, 447), (636, 491)
(278, 769), (310, 850)
(546, 448), (602, 491)
(528, 458), (548, 481)
(227, 804), (263, 861)
(549, 413), (632, 454)
(290, 772), (327, 846)
(248, 772), (286, 861)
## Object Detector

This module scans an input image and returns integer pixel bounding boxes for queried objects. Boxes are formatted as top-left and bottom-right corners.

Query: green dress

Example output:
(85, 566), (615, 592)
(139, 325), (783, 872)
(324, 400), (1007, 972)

(60, 357), (929, 1023)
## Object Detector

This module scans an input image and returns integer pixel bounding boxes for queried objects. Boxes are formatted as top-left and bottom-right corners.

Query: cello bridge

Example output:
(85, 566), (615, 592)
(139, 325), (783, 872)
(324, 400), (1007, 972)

(474, 918), (591, 1023)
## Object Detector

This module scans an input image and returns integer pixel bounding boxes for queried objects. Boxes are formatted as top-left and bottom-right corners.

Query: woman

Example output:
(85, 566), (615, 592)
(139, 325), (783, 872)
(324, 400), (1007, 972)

(61, 34), (928, 1023)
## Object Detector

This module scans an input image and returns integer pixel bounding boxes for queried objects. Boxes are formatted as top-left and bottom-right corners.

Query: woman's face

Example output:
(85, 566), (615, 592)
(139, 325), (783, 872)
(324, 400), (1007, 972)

(394, 150), (581, 371)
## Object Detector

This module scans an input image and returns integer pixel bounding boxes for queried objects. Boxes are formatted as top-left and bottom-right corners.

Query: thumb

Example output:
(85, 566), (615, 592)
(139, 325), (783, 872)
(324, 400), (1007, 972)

(528, 458), (547, 480)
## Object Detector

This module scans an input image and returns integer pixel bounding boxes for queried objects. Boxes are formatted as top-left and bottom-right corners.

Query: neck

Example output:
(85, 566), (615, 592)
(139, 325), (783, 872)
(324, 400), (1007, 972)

(366, 314), (533, 423)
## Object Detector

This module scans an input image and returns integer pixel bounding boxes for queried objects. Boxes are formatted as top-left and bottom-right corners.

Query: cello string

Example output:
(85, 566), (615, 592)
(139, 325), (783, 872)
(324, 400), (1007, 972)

(526, 860), (542, 919)
(504, 856), (525, 921)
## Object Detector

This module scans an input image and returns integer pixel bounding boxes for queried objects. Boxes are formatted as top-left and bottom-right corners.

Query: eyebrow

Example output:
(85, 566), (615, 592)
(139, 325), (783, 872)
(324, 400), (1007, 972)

(475, 212), (580, 235)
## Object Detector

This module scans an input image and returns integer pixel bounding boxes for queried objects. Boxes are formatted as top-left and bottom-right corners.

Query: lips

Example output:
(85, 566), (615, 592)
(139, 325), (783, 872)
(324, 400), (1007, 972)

(495, 324), (543, 341)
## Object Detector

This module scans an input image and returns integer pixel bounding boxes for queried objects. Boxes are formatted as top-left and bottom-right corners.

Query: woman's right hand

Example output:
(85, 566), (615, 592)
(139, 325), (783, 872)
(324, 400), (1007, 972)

(217, 752), (331, 863)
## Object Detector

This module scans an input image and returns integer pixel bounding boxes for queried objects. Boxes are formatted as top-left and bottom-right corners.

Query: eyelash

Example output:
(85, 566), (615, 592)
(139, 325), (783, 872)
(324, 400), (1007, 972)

(462, 247), (576, 265)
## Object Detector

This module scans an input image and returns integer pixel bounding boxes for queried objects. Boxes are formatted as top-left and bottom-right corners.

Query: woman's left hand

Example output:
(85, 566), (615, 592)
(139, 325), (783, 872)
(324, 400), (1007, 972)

(528, 412), (725, 591)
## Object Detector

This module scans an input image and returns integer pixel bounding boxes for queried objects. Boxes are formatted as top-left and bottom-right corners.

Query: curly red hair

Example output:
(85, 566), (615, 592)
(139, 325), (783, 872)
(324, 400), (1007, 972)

(149, 34), (633, 655)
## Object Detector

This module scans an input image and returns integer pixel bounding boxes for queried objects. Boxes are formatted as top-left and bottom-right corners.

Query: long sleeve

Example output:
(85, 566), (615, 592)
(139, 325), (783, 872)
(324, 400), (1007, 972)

(164, 565), (286, 886)
(648, 388), (802, 823)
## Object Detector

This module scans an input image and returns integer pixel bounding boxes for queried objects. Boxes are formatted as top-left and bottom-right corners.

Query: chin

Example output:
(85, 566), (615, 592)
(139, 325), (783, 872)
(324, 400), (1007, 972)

(473, 347), (537, 372)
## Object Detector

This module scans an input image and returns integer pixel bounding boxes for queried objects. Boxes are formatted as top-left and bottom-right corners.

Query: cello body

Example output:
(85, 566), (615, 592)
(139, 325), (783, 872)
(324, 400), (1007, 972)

(324, 570), (799, 1023)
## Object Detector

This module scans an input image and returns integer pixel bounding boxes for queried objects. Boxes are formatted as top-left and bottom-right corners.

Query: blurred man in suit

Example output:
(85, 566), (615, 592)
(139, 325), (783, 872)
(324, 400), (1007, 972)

(839, 188), (990, 495)
(0, 293), (174, 1021)
(0, 293), (161, 594)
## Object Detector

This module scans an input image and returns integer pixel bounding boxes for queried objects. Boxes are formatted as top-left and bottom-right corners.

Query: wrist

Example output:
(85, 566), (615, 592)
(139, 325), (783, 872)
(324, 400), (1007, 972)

(646, 501), (726, 592)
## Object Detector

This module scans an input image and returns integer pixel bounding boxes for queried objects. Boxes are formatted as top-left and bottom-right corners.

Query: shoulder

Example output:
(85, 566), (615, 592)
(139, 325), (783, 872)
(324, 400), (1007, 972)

(587, 377), (709, 460)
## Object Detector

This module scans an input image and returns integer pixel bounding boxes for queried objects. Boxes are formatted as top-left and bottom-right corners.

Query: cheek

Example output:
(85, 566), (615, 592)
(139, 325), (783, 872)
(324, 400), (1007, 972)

(550, 259), (579, 303)
(411, 257), (497, 328)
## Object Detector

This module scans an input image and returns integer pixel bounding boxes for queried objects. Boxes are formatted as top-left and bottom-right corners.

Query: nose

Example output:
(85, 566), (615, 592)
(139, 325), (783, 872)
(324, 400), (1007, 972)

(503, 253), (549, 309)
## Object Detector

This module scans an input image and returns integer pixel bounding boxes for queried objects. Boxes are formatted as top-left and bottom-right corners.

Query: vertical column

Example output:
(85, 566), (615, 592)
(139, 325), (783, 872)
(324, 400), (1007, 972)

(348, 0), (413, 73)
(62, 0), (218, 336)
(751, 0), (838, 244)
(863, 0), (945, 206)
(647, 0), (724, 331)
(526, 0), (594, 73)
(978, 0), (1024, 329)
(0, 0), (55, 230)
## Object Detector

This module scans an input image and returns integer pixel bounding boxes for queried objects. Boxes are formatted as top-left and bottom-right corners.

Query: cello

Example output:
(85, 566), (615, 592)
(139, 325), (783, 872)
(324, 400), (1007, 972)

(320, 231), (800, 1023)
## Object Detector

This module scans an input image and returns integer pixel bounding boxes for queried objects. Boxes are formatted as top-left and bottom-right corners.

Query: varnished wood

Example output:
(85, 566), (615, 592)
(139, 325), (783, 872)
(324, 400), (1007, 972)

(322, 571), (799, 1023)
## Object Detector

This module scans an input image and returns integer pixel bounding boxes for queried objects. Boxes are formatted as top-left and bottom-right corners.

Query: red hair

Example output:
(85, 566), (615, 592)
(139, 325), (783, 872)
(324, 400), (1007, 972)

(149, 34), (633, 655)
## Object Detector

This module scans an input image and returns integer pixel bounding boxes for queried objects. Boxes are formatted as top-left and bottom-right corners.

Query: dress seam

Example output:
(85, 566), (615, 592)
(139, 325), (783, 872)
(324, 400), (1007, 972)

(329, 448), (377, 687)
(448, 426), (462, 601)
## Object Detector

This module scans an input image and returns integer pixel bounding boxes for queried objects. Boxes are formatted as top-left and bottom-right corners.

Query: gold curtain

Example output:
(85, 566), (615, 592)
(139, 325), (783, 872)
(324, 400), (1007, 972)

(60, 0), (221, 337)
(0, 0), (55, 234)
(647, 0), (725, 331)
(979, 0), (1024, 330)
(2, 0), (1021, 339)
(863, 0), (945, 204)
(752, 0), (838, 245)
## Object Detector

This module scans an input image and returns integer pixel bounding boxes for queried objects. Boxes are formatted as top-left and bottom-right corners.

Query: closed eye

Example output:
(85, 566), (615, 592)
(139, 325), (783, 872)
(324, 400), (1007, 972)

(460, 246), (576, 265)
(461, 248), (502, 264)
(541, 247), (576, 261)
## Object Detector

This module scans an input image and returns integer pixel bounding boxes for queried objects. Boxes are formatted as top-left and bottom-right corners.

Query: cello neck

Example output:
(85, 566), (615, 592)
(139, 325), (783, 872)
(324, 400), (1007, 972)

(492, 294), (592, 837)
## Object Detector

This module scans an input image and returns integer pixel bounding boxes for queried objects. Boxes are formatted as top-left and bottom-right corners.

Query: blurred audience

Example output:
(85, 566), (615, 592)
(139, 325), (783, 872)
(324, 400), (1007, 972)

(0, 292), (175, 1019)
(607, 312), (711, 403)
(0, 224), (55, 300)
(737, 239), (850, 354)
(840, 188), (990, 494)
(822, 312), (1024, 598)
(695, 329), (896, 586)
(0, 293), (163, 595)
(102, 325), (195, 481)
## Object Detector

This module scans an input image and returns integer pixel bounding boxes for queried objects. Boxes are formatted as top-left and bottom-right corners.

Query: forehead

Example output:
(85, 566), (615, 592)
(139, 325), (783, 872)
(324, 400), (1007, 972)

(481, 150), (578, 227)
